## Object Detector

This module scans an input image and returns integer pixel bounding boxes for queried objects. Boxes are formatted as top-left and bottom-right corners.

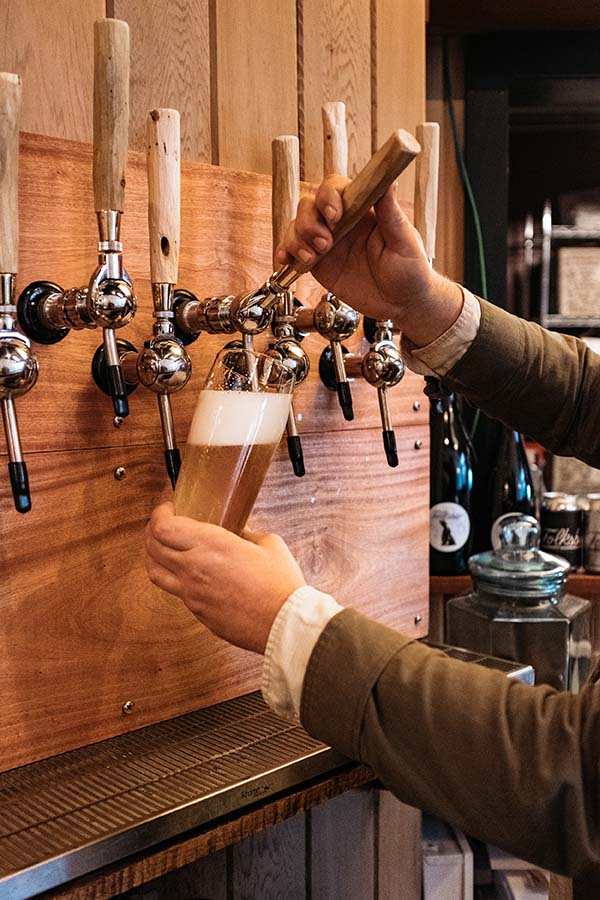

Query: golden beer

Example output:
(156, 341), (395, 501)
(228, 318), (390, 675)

(174, 353), (293, 533)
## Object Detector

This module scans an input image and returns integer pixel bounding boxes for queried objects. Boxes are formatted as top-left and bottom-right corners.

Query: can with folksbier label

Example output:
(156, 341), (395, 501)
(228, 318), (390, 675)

(540, 492), (582, 568)
(584, 493), (600, 573)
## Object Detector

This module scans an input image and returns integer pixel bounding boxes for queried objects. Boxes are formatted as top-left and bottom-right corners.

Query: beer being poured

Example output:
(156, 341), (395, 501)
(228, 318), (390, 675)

(174, 348), (294, 534)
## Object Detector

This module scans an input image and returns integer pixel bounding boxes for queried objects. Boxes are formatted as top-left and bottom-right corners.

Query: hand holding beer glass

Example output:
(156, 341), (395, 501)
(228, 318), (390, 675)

(174, 348), (294, 534)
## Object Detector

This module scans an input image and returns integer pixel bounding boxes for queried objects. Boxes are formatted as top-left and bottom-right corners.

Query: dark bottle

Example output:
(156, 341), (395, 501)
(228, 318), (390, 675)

(487, 427), (536, 551)
(429, 385), (474, 575)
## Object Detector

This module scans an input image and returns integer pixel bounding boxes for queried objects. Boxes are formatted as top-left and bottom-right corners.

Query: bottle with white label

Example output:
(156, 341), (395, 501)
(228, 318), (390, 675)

(429, 386), (474, 575)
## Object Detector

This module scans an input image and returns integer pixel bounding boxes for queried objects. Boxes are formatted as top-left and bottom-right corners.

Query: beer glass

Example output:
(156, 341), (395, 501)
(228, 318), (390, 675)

(174, 347), (294, 534)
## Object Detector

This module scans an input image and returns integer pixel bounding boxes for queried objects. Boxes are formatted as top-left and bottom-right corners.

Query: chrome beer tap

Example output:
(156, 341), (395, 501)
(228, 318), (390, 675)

(172, 129), (421, 348)
(269, 134), (310, 477)
(92, 109), (191, 489)
(0, 73), (38, 512)
(17, 19), (136, 424)
(293, 102), (359, 422)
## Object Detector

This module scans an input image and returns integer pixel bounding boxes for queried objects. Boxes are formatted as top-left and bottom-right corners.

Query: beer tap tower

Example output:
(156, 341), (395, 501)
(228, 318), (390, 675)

(172, 128), (420, 359)
(0, 73), (39, 513)
(294, 102), (360, 422)
(17, 19), (137, 424)
(92, 109), (192, 489)
(269, 135), (310, 477)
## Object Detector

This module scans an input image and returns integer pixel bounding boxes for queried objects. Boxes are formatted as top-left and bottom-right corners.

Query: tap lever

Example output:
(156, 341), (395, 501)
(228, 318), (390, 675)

(336, 380), (354, 422)
(270, 129), (421, 292)
(0, 73), (20, 275)
(382, 428), (399, 468)
(272, 136), (300, 269)
(93, 19), (130, 215)
(414, 123), (440, 264)
(164, 448), (181, 490)
(8, 460), (30, 513)
(147, 108), (180, 287)
(286, 407), (305, 477)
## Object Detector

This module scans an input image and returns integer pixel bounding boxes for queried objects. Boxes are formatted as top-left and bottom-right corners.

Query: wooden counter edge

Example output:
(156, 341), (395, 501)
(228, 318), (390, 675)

(36, 763), (375, 900)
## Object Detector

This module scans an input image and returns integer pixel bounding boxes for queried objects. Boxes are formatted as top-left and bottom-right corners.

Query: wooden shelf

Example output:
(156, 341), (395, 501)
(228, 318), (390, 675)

(431, 572), (600, 598)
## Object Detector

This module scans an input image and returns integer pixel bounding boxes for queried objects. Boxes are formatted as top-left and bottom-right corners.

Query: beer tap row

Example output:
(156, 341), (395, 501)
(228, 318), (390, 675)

(0, 17), (439, 514)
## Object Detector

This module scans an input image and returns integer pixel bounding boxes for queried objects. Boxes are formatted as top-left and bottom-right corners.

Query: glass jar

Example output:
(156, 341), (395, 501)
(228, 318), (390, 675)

(446, 514), (591, 691)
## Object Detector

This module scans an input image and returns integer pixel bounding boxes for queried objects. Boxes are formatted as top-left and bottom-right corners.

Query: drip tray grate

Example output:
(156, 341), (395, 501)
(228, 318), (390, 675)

(0, 691), (347, 900)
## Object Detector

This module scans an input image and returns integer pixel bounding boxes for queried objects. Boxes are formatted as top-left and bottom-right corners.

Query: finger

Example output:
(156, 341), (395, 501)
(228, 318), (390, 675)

(315, 175), (348, 225)
(148, 503), (205, 551)
(374, 186), (425, 257)
(284, 198), (334, 265)
(145, 531), (183, 573)
(146, 557), (182, 597)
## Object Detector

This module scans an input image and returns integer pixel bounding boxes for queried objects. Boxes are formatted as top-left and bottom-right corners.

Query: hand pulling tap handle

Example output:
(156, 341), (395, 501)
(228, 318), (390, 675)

(0, 73), (37, 512)
(147, 108), (186, 488)
(272, 135), (305, 477)
(271, 129), (421, 291)
(94, 18), (131, 418)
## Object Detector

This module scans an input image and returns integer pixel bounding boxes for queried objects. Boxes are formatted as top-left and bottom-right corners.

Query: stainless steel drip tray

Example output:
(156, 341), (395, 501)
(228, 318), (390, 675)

(0, 692), (348, 900)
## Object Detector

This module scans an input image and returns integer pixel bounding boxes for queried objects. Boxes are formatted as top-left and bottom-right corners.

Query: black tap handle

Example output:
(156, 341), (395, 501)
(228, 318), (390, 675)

(336, 380), (354, 421)
(287, 434), (305, 477)
(105, 364), (129, 418)
(165, 448), (181, 490)
(383, 429), (398, 468)
(8, 461), (31, 513)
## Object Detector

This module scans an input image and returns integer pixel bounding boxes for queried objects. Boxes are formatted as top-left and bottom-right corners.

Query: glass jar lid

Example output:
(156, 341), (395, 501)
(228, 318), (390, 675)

(469, 513), (570, 600)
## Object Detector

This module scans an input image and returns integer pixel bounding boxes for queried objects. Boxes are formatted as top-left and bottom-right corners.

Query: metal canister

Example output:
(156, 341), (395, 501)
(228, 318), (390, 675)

(540, 492), (582, 568)
(584, 493), (600, 573)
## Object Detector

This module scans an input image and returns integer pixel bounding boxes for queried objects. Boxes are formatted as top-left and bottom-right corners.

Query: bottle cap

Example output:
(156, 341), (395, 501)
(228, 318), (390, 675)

(469, 513), (570, 601)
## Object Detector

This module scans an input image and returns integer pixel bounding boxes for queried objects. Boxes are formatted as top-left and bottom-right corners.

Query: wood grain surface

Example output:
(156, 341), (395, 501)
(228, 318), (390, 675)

(300, 0), (371, 182)
(373, 0), (426, 203)
(0, 133), (429, 771)
(214, 0), (298, 173)
(377, 790), (422, 900)
(0, 73), (21, 273)
(311, 789), (375, 898)
(113, 0), (211, 163)
(232, 814), (306, 899)
(0, 0), (104, 143)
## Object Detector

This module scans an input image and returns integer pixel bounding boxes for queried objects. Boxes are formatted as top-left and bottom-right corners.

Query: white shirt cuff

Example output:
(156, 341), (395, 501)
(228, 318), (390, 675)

(261, 585), (344, 721)
(400, 286), (481, 377)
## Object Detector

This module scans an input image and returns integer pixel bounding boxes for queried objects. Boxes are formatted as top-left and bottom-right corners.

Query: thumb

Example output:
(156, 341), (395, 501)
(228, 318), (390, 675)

(374, 186), (425, 258)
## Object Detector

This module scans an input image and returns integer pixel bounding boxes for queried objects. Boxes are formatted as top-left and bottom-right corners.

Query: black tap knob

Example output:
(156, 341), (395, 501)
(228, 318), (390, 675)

(8, 460), (30, 513)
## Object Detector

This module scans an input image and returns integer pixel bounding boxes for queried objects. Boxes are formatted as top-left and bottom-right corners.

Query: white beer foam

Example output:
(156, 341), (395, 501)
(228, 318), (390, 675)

(188, 389), (291, 447)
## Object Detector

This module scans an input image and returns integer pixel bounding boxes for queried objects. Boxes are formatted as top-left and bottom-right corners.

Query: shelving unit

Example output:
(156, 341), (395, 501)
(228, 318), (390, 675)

(538, 198), (600, 330)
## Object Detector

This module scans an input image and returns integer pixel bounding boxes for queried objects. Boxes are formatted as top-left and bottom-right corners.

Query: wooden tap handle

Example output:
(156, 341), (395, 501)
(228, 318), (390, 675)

(146, 108), (181, 284)
(0, 73), (21, 274)
(272, 135), (299, 268)
(322, 101), (348, 178)
(414, 122), (440, 261)
(93, 18), (130, 213)
(330, 129), (420, 247)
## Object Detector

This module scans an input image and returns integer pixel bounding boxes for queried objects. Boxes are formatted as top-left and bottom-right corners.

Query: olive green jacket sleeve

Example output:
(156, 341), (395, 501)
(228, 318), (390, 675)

(301, 302), (600, 893)
(444, 297), (600, 463)
(301, 610), (600, 891)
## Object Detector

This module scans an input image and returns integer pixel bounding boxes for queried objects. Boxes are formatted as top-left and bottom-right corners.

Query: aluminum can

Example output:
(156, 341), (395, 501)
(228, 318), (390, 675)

(540, 492), (582, 567)
(584, 493), (600, 573)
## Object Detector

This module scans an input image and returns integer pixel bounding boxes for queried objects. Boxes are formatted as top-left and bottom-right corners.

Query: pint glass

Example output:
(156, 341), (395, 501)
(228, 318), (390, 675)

(174, 347), (294, 534)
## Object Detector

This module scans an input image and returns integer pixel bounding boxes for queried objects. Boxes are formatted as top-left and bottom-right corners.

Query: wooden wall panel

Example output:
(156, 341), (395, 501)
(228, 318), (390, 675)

(124, 849), (227, 899)
(0, 0), (104, 142)
(232, 814), (306, 899)
(214, 0), (298, 173)
(311, 789), (376, 898)
(374, 0), (426, 204)
(378, 790), (422, 900)
(1, 137), (429, 770)
(113, 0), (212, 162)
(300, 0), (371, 182)
(426, 36), (464, 283)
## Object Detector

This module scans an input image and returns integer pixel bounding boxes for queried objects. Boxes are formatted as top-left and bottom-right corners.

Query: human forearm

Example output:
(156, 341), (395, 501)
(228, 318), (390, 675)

(444, 298), (600, 466)
(301, 609), (600, 877)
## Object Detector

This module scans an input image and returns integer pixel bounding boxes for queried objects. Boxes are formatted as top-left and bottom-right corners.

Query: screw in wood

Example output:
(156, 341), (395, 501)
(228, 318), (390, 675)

(414, 615), (422, 625)
(122, 700), (135, 715)
(114, 466), (126, 480)
(414, 439), (423, 450)
(413, 400), (420, 411)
